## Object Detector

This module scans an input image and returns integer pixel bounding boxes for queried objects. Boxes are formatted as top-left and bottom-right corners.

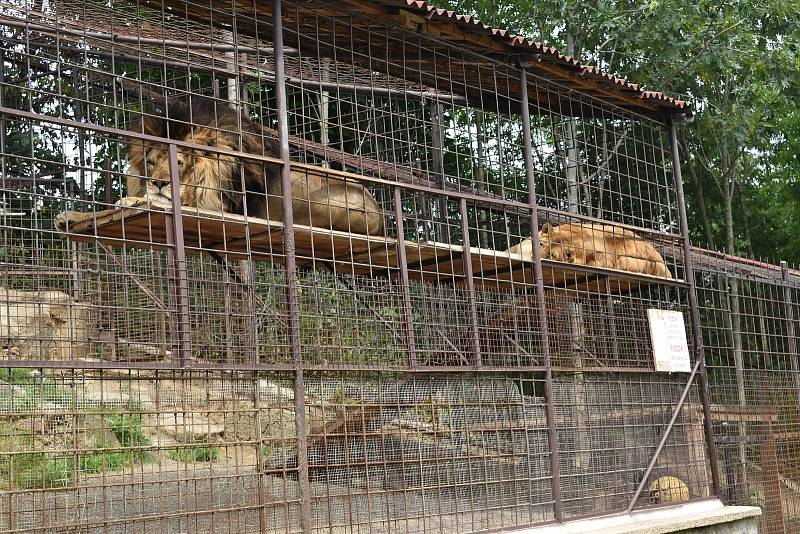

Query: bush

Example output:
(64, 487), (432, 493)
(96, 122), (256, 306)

(169, 438), (220, 463)
(106, 414), (151, 463)
(2, 452), (73, 489)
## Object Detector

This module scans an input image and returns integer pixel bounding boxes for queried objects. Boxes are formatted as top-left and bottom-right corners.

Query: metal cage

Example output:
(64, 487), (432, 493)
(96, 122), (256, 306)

(0, 0), (735, 532)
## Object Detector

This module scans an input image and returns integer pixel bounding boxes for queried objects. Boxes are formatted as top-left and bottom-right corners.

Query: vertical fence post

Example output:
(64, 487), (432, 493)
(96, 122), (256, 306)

(394, 186), (418, 367)
(669, 118), (721, 497)
(167, 143), (192, 366)
(781, 262), (800, 416)
(430, 99), (448, 242)
(519, 64), (563, 521)
(272, 1), (312, 532)
(459, 197), (482, 366)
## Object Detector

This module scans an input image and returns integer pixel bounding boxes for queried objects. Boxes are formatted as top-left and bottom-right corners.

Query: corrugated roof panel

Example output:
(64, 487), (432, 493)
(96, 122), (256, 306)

(396, 0), (689, 112)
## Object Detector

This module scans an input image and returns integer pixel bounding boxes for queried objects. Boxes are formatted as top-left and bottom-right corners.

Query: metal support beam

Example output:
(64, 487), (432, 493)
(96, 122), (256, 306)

(669, 118), (722, 498)
(519, 65), (563, 521)
(167, 144), (193, 367)
(272, 1), (312, 531)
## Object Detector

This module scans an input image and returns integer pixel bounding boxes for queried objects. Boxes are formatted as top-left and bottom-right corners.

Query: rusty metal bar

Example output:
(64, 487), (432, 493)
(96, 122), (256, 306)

(430, 99), (449, 241)
(395, 185), (417, 366)
(167, 143), (193, 367)
(459, 197), (482, 366)
(669, 118), (722, 498)
(272, 1), (312, 531)
(519, 64), (563, 521)
(163, 214), (181, 362)
(782, 261), (800, 416)
(104, 156), (113, 205)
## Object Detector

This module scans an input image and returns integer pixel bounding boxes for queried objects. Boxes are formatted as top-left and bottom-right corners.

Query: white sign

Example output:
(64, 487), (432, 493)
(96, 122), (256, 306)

(647, 309), (691, 373)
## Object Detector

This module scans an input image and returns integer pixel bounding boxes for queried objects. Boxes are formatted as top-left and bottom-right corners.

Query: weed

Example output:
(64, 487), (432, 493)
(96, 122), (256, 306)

(169, 437), (220, 463)
(1, 451), (73, 489)
(0, 369), (74, 413)
(106, 414), (151, 462)
(78, 450), (131, 473)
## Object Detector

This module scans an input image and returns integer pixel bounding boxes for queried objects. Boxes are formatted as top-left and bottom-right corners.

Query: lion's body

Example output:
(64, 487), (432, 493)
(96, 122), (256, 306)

(507, 222), (672, 278)
(126, 99), (383, 235)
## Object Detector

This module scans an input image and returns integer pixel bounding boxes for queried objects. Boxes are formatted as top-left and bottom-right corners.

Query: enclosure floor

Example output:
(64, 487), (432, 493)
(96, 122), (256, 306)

(0, 468), (552, 533)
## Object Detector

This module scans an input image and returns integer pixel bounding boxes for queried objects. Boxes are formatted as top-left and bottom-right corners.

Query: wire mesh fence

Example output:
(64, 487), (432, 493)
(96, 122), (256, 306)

(0, 0), (749, 531)
(694, 252), (800, 534)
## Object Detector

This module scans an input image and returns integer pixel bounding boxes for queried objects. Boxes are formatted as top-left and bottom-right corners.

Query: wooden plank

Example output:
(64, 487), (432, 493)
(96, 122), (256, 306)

(56, 198), (666, 293)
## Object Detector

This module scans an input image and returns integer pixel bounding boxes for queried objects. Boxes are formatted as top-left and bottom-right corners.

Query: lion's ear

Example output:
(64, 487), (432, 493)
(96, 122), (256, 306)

(540, 222), (553, 235)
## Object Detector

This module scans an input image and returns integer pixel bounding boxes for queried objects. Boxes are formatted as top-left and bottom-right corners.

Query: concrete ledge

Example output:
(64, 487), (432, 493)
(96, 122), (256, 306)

(516, 500), (761, 534)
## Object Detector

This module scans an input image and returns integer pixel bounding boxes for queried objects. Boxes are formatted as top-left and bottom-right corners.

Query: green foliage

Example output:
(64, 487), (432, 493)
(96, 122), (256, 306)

(0, 369), (74, 413)
(443, 0), (800, 262)
(106, 414), (151, 463)
(78, 449), (133, 473)
(169, 441), (220, 463)
(2, 452), (73, 489)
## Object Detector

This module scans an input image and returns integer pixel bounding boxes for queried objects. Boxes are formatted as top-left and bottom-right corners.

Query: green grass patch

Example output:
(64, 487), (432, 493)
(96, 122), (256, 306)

(2, 451), (73, 489)
(169, 437), (220, 463)
(107, 414), (151, 463)
(78, 449), (133, 473)
(0, 368), (74, 413)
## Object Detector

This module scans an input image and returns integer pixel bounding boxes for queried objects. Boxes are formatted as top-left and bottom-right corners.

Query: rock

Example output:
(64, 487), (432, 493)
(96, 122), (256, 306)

(82, 414), (121, 448)
(2, 346), (20, 358)
(12, 416), (48, 435)
(158, 413), (225, 442)
(258, 380), (295, 404)
(0, 287), (95, 360)
(0, 379), (27, 396)
(77, 391), (130, 409)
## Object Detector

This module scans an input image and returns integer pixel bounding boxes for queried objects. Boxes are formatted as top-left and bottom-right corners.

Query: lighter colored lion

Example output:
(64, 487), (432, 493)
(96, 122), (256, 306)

(507, 222), (672, 278)
(125, 99), (384, 235)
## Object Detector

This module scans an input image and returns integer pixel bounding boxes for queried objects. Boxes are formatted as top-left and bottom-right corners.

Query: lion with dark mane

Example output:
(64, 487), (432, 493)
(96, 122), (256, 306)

(125, 98), (384, 235)
(507, 222), (672, 278)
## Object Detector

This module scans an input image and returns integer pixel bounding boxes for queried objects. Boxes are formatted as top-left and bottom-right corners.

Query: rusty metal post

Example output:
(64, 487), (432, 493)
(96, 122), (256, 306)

(104, 156), (113, 206)
(459, 198), (482, 366)
(519, 64), (563, 521)
(669, 118), (721, 497)
(167, 144), (192, 366)
(273, 1), (312, 531)
(430, 99), (448, 242)
(781, 262), (800, 416)
(394, 186), (418, 367)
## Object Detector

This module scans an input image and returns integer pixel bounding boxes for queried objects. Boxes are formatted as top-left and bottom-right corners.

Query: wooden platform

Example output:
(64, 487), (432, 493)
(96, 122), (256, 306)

(55, 198), (677, 292)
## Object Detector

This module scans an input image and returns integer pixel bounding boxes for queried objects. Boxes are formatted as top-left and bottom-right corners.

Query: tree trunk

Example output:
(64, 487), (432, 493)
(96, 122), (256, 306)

(723, 169), (749, 501)
(564, 36), (582, 215)
(738, 187), (754, 257)
(683, 142), (714, 247)
(563, 34), (590, 507)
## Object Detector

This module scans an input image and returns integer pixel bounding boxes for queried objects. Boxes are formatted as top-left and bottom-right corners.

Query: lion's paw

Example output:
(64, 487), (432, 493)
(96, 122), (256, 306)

(144, 193), (174, 210)
(115, 196), (146, 207)
(53, 211), (72, 232)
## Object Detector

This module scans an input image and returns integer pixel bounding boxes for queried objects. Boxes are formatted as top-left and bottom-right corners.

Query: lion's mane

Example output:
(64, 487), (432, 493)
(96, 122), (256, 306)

(126, 97), (277, 217)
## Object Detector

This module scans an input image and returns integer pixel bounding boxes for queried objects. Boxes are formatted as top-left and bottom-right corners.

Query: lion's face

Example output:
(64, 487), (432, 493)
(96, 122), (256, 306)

(141, 144), (197, 206)
(539, 223), (577, 263)
(131, 131), (238, 213)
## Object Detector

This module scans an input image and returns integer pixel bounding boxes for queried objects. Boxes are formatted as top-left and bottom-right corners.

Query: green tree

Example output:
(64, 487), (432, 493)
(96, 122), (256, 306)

(445, 0), (800, 262)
